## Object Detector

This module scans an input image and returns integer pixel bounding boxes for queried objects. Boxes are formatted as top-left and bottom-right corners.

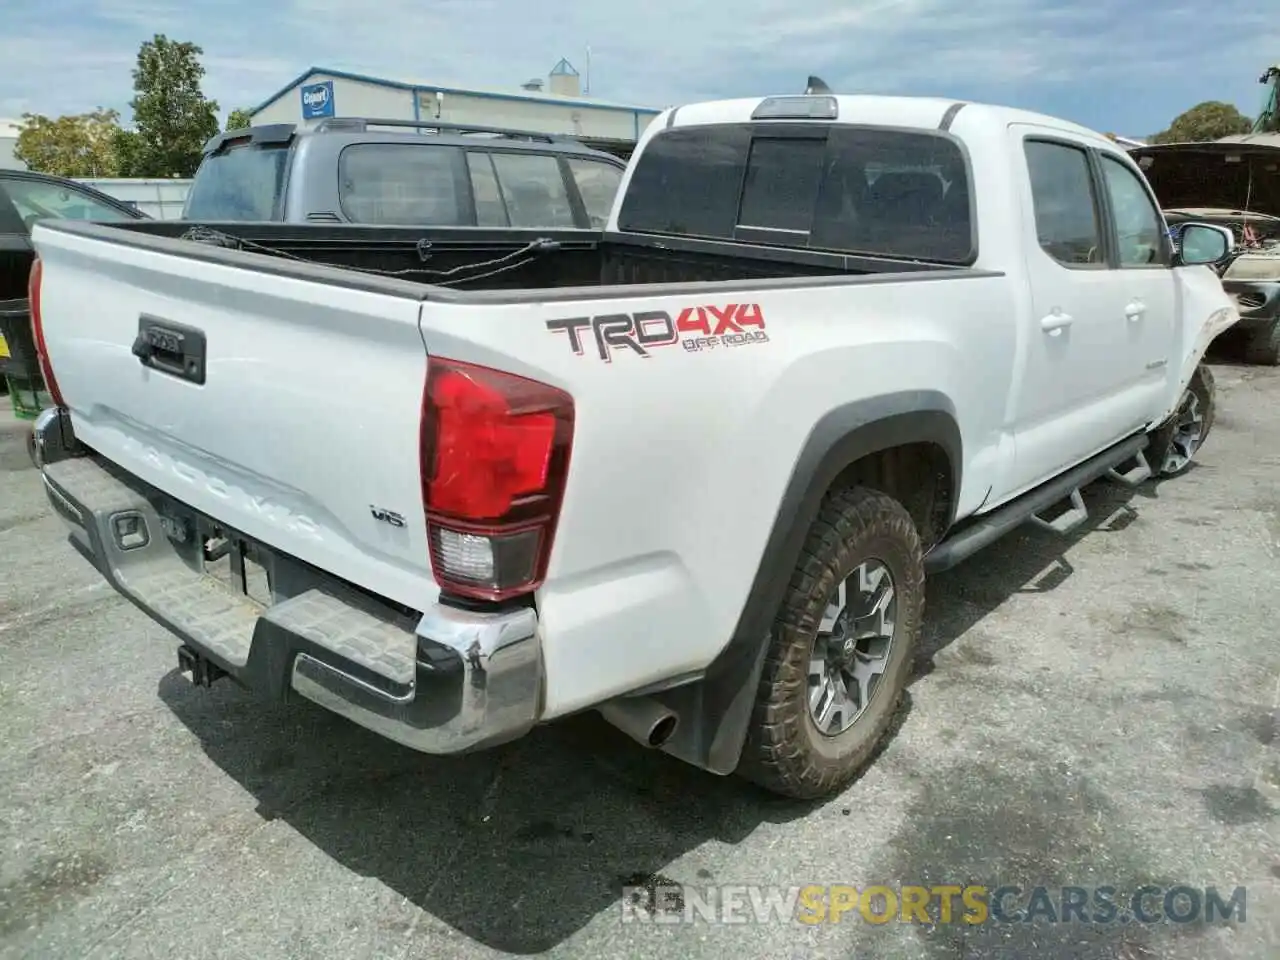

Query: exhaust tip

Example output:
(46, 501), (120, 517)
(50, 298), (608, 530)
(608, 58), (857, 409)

(599, 697), (679, 750)
(648, 713), (678, 747)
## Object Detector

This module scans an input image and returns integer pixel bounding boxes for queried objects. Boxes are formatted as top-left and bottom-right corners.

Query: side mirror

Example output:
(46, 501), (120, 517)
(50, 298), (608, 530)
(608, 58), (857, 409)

(1175, 222), (1234, 267)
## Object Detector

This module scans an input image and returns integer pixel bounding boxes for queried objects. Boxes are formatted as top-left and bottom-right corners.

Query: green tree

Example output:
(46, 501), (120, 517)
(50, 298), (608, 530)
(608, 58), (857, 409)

(225, 108), (254, 131)
(1151, 101), (1253, 144)
(128, 34), (220, 177)
(111, 128), (145, 177)
(13, 109), (125, 177)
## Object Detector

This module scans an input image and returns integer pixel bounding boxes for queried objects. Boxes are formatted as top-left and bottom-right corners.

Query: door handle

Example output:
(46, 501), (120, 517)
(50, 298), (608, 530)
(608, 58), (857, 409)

(1125, 300), (1146, 322)
(1040, 312), (1073, 335)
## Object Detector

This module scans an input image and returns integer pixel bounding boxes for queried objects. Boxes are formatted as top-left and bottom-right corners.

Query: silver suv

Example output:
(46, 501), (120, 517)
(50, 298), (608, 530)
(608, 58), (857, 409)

(184, 118), (628, 230)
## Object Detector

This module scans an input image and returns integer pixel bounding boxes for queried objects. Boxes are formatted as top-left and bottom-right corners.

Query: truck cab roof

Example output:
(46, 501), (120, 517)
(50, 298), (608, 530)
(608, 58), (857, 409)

(660, 94), (1106, 144)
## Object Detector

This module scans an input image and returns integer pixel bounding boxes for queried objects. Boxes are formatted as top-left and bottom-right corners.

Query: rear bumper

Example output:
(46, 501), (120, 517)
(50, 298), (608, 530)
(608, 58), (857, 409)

(33, 408), (542, 755)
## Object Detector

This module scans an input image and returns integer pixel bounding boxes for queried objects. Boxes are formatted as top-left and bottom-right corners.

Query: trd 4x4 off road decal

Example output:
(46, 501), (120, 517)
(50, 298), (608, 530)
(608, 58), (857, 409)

(545, 302), (769, 362)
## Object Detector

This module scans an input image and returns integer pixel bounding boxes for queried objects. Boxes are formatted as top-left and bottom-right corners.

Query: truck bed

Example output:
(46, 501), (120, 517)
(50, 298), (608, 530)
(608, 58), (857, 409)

(96, 220), (957, 292)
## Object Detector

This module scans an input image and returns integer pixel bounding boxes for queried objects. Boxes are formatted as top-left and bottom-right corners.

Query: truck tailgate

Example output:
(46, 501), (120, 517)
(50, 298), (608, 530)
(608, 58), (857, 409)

(31, 221), (438, 611)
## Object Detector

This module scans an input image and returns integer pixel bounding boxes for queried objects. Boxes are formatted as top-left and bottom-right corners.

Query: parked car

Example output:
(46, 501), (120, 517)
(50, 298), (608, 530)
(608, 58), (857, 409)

(28, 90), (1237, 800)
(184, 118), (628, 230)
(1130, 136), (1280, 364)
(0, 169), (145, 401)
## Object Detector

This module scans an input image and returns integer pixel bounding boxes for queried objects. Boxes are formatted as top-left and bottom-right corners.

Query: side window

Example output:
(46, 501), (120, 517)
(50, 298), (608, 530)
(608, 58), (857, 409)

(737, 137), (826, 233)
(1100, 154), (1167, 267)
(489, 153), (576, 228)
(566, 158), (623, 228)
(338, 143), (464, 225)
(1, 178), (136, 229)
(1024, 140), (1104, 267)
(466, 152), (509, 227)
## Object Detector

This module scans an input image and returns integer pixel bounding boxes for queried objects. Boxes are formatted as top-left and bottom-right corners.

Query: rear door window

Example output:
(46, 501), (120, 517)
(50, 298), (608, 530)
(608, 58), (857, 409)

(338, 143), (466, 225)
(488, 152), (577, 228)
(1023, 140), (1105, 266)
(466, 152), (509, 227)
(618, 123), (974, 263)
(566, 157), (624, 227)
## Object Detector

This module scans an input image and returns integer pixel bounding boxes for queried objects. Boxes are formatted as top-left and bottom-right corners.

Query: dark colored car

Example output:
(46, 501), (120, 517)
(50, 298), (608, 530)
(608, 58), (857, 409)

(0, 170), (146, 392)
(1130, 137), (1280, 364)
(185, 118), (629, 230)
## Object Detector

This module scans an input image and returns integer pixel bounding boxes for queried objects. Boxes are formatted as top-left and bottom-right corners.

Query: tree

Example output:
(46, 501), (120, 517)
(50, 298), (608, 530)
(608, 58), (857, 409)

(13, 109), (125, 177)
(128, 34), (220, 177)
(1151, 101), (1253, 144)
(111, 129), (145, 177)
(225, 108), (254, 131)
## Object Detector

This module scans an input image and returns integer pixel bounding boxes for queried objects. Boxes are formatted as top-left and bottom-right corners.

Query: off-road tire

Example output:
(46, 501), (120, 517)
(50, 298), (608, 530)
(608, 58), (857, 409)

(1148, 364), (1216, 478)
(1243, 320), (1280, 367)
(737, 486), (924, 800)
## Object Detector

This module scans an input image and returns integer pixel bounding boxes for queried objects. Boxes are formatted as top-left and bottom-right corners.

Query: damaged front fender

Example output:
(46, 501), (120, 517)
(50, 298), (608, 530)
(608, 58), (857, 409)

(1159, 267), (1240, 425)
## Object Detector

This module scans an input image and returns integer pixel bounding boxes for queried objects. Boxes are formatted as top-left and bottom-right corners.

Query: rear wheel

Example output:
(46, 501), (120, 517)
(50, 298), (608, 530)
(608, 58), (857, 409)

(738, 486), (924, 800)
(1148, 364), (1215, 478)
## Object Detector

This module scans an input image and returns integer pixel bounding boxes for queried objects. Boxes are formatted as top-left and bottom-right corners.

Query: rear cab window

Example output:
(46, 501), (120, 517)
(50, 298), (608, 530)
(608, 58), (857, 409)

(618, 122), (975, 263)
(185, 141), (290, 221)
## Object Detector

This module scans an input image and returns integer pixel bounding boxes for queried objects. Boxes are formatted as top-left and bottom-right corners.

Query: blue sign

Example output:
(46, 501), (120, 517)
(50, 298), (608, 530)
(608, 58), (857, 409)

(300, 80), (335, 119)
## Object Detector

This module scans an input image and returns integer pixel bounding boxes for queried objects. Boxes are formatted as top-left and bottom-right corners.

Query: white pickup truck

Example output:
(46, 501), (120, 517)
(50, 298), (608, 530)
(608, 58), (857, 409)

(27, 92), (1239, 800)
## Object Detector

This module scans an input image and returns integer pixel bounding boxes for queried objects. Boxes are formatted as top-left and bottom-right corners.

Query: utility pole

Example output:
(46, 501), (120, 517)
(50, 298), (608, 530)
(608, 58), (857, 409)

(585, 45), (592, 96)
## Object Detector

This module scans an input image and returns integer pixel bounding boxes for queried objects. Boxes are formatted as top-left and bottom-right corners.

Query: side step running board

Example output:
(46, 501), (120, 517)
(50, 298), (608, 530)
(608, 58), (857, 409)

(1107, 451), (1153, 487)
(924, 433), (1149, 574)
(1030, 488), (1088, 536)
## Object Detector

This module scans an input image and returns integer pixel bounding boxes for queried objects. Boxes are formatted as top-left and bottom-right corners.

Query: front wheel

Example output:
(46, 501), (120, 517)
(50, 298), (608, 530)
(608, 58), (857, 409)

(1148, 364), (1216, 478)
(737, 486), (924, 800)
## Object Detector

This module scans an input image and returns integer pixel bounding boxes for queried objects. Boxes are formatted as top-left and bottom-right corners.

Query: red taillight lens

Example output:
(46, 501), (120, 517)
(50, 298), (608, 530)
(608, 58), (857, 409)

(27, 258), (64, 408)
(420, 357), (574, 602)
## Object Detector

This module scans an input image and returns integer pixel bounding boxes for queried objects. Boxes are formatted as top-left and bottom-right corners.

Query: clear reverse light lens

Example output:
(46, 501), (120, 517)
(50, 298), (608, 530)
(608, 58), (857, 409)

(432, 528), (494, 583)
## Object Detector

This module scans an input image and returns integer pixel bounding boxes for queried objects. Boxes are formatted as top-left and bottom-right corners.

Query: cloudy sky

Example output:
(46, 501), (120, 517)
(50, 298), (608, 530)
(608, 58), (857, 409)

(2, 0), (1276, 138)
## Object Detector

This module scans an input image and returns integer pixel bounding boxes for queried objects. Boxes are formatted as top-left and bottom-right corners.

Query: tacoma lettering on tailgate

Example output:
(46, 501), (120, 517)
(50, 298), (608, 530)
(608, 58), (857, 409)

(545, 303), (768, 362)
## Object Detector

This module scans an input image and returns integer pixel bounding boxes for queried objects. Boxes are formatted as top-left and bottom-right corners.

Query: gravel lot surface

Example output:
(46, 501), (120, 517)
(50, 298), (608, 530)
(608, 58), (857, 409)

(1, 361), (1278, 960)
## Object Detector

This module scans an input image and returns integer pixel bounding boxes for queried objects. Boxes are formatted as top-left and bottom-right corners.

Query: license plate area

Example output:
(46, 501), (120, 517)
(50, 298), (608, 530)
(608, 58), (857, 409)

(201, 528), (273, 607)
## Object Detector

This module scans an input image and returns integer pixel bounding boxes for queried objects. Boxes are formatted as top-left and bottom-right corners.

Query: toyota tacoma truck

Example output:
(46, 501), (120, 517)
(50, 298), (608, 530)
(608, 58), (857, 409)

(26, 92), (1239, 800)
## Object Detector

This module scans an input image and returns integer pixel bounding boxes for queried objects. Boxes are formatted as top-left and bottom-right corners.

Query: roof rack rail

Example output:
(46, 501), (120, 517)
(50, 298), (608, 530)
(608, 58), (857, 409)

(312, 117), (576, 144)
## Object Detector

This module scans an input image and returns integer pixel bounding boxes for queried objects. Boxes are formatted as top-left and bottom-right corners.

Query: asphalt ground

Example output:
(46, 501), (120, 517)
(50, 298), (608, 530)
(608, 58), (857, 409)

(1, 360), (1278, 960)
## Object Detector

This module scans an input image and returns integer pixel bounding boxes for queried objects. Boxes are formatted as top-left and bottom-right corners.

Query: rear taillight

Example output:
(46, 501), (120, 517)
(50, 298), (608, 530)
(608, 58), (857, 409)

(420, 357), (574, 603)
(27, 258), (64, 407)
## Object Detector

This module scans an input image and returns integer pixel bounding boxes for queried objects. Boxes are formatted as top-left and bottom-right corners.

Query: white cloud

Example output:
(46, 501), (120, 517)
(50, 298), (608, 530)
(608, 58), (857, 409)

(1, 0), (1276, 139)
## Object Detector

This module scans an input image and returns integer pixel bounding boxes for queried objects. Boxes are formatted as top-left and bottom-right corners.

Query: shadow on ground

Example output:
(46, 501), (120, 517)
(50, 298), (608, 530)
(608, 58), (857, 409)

(152, 469), (1176, 952)
(913, 478), (1154, 682)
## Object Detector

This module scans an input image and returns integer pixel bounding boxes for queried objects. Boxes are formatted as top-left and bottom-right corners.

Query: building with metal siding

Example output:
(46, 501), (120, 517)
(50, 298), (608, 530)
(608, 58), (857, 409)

(247, 64), (663, 147)
(1, 119), (25, 170)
